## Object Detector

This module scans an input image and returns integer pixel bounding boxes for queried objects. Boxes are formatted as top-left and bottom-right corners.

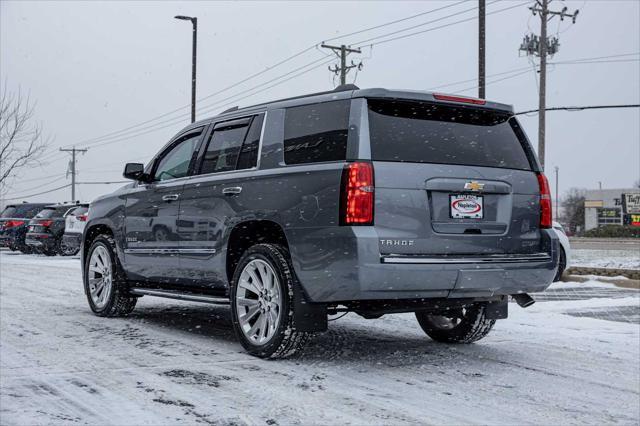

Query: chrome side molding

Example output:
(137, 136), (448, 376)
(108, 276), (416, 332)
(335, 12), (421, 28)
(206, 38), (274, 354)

(381, 253), (552, 264)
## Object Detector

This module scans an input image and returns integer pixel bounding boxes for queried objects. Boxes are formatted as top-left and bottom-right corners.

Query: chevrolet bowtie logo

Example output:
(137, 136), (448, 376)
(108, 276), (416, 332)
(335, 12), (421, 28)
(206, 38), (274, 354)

(464, 181), (485, 192)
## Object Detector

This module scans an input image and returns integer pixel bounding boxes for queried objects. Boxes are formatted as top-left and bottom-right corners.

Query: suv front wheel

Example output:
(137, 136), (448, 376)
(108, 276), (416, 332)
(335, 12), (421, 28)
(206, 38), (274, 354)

(83, 235), (137, 317)
(230, 244), (309, 358)
(415, 304), (495, 344)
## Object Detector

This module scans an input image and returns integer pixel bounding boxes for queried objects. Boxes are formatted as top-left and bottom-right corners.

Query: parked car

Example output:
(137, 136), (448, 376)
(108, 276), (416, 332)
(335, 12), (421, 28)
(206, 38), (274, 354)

(553, 221), (571, 281)
(25, 203), (82, 256)
(0, 203), (52, 253)
(82, 86), (559, 358)
(62, 204), (89, 256)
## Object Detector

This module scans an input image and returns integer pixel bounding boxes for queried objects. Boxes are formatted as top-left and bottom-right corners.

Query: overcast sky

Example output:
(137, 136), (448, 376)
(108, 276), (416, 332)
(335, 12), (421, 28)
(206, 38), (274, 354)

(1, 0), (638, 205)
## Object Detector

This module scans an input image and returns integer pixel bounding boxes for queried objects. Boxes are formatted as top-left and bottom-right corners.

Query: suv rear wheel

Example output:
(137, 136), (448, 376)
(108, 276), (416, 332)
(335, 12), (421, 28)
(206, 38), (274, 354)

(83, 235), (137, 317)
(415, 304), (495, 343)
(230, 243), (309, 359)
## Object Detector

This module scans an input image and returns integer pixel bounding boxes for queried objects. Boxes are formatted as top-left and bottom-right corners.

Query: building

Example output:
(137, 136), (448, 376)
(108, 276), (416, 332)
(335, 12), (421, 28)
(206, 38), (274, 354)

(584, 188), (640, 231)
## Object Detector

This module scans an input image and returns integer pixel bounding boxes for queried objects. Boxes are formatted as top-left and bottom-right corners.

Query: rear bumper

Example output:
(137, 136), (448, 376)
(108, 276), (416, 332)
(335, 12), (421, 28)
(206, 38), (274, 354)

(62, 233), (82, 250)
(0, 229), (24, 247)
(288, 227), (559, 303)
(25, 233), (56, 249)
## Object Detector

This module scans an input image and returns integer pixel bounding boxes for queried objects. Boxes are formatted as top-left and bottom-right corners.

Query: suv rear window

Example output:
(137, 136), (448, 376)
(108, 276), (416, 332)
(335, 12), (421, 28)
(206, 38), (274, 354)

(34, 206), (70, 219)
(69, 206), (89, 216)
(284, 100), (350, 165)
(368, 99), (532, 171)
(1, 205), (45, 218)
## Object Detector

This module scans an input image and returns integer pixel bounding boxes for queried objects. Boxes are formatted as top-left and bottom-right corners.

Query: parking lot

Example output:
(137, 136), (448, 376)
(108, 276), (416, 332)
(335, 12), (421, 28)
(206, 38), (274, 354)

(1, 250), (639, 425)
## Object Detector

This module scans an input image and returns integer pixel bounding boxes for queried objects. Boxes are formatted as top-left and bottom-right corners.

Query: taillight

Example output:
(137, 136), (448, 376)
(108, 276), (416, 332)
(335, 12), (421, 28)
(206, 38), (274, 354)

(433, 93), (487, 105)
(340, 162), (374, 225)
(77, 214), (88, 222)
(537, 172), (552, 229)
(4, 220), (25, 228)
(38, 219), (54, 228)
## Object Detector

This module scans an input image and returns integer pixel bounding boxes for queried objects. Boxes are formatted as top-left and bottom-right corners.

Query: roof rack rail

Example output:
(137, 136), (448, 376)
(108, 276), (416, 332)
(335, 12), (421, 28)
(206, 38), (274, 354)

(334, 84), (359, 92)
(221, 106), (239, 114)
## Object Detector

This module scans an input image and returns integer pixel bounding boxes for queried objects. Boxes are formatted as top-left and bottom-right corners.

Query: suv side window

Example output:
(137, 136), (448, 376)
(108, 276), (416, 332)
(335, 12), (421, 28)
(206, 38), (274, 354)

(153, 129), (203, 181)
(283, 100), (350, 165)
(199, 116), (262, 175)
(236, 115), (264, 170)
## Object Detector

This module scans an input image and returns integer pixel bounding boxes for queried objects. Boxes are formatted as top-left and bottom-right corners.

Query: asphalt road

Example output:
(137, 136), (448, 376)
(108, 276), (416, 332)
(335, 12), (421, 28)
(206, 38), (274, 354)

(1, 252), (639, 425)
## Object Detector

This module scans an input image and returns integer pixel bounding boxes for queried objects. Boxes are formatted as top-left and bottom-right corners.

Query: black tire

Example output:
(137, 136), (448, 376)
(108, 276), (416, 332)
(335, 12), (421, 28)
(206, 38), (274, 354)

(42, 246), (58, 256)
(83, 235), (137, 317)
(230, 243), (309, 359)
(19, 246), (33, 254)
(415, 304), (495, 344)
(553, 247), (566, 282)
(59, 239), (80, 256)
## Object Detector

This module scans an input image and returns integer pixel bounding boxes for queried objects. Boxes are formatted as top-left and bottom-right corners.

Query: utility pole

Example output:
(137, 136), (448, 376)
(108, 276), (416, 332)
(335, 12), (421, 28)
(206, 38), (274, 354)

(520, 1), (578, 170)
(175, 15), (198, 123)
(478, 0), (486, 99)
(321, 43), (362, 86)
(554, 165), (559, 219)
(59, 147), (88, 201)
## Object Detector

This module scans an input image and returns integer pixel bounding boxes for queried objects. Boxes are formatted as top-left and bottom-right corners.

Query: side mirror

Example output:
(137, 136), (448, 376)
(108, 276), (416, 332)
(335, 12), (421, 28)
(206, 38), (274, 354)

(123, 163), (147, 181)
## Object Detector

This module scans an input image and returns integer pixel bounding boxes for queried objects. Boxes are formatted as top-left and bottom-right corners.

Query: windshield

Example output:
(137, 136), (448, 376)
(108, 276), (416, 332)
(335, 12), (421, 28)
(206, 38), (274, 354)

(368, 99), (533, 171)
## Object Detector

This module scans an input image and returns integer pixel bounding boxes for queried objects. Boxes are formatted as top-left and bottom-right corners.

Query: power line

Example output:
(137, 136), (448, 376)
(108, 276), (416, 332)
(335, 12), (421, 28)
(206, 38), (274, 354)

(352, 0), (500, 47)
(76, 181), (129, 185)
(427, 52), (639, 92)
(1, 175), (67, 197)
(54, 46), (320, 151)
(354, 1), (529, 48)
(84, 56), (335, 150)
(515, 104), (640, 115)
(72, 3), (520, 151)
(46, 1), (519, 156)
(323, 0), (468, 43)
(1, 184), (71, 201)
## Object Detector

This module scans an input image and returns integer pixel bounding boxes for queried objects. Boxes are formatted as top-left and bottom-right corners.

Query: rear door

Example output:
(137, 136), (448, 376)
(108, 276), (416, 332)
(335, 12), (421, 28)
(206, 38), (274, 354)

(177, 114), (263, 288)
(366, 98), (542, 257)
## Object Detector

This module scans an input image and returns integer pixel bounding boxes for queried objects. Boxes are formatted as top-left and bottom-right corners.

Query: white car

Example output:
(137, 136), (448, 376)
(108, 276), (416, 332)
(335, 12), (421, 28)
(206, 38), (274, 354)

(553, 221), (571, 281)
(61, 204), (89, 256)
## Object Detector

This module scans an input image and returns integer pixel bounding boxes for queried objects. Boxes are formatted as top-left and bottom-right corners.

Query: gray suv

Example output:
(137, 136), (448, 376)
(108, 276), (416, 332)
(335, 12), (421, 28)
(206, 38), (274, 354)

(82, 86), (558, 358)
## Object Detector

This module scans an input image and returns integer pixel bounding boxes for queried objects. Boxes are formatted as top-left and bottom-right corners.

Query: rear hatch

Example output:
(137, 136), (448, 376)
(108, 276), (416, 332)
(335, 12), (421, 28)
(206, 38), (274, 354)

(28, 206), (67, 233)
(65, 205), (89, 234)
(0, 204), (44, 233)
(367, 97), (543, 257)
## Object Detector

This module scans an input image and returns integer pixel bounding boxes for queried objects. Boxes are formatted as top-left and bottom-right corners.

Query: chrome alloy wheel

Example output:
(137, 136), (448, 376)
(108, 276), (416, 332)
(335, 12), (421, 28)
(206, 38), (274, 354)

(235, 259), (282, 345)
(88, 245), (113, 309)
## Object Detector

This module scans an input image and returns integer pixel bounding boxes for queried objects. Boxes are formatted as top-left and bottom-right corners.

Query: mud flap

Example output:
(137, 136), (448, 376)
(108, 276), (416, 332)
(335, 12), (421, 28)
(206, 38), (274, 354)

(485, 296), (508, 319)
(293, 282), (327, 332)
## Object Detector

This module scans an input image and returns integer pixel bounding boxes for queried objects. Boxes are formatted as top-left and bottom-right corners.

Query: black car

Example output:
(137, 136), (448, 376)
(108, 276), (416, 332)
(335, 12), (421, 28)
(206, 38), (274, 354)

(0, 203), (52, 253)
(25, 204), (82, 256)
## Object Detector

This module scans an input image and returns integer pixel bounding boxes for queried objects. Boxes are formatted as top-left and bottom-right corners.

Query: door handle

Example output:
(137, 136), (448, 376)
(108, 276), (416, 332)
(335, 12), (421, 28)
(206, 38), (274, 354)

(222, 186), (242, 196)
(162, 194), (180, 202)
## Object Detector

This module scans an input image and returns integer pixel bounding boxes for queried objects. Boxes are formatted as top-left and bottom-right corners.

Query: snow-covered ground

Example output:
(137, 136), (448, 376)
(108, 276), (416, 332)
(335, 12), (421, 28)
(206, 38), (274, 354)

(570, 249), (640, 270)
(1, 251), (639, 425)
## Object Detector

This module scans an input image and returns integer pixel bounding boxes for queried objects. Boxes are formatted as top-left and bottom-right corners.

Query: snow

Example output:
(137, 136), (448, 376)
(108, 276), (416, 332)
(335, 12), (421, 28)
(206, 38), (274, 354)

(570, 249), (640, 270)
(1, 251), (639, 425)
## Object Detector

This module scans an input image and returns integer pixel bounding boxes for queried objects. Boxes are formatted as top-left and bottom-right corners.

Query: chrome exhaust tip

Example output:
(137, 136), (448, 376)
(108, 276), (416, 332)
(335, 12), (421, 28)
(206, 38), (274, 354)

(512, 293), (535, 308)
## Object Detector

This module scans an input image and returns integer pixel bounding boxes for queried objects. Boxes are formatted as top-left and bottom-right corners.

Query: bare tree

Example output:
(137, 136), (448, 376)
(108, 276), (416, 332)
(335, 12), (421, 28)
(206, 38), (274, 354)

(0, 83), (49, 190)
(562, 187), (586, 234)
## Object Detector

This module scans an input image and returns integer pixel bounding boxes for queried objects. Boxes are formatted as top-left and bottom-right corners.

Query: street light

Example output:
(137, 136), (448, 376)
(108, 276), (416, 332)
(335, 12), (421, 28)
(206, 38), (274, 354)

(174, 15), (197, 123)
